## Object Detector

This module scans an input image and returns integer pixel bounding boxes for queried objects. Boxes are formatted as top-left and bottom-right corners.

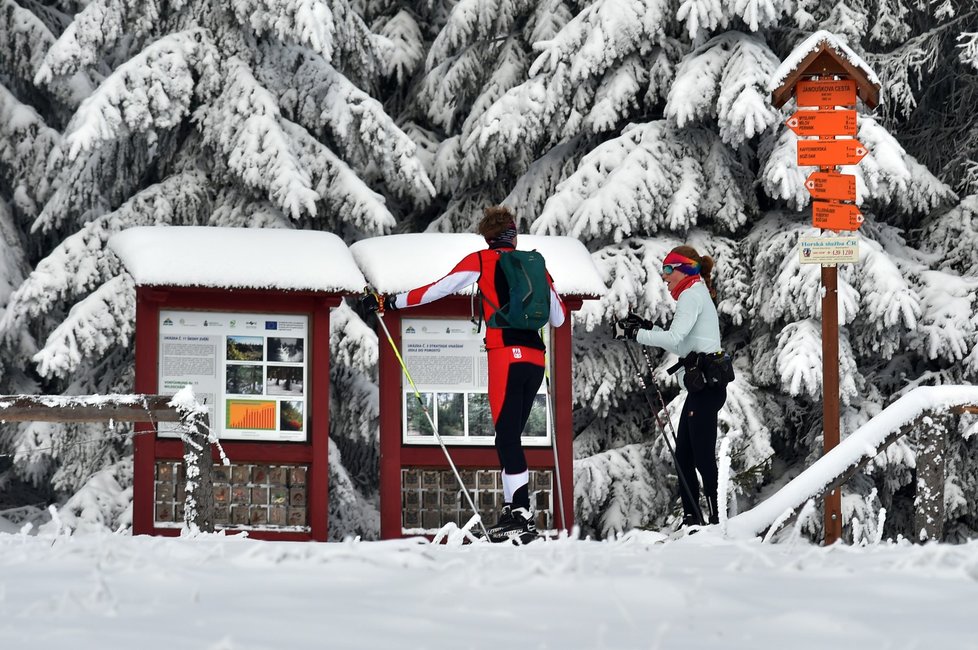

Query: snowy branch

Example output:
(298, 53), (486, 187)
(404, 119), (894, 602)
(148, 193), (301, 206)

(261, 46), (435, 203)
(195, 56), (319, 219)
(61, 29), (220, 161)
(33, 274), (135, 380)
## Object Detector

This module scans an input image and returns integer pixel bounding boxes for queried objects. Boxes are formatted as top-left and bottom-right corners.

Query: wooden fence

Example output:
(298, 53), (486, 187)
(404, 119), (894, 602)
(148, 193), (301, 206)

(0, 394), (216, 532)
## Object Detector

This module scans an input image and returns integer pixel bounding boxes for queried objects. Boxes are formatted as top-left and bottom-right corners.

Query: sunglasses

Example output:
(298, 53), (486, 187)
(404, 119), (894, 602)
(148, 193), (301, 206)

(661, 264), (678, 275)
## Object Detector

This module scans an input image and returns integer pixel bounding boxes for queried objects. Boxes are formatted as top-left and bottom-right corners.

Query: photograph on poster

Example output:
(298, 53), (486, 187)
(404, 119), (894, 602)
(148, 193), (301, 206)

(524, 395), (547, 437)
(467, 393), (493, 436)
(268, 337), (304, 363)
(226, 364), (263, 395)
(280, 400), (304, 431)
(266, 366), (303, 396)
(435, 393), (464, 436)
(226, 336), (263, 361)
(406, 393), (434, 436)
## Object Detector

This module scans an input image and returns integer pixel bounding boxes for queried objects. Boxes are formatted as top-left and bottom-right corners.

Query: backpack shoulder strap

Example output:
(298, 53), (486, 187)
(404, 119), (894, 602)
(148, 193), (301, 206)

(471, 249), (499, 328)
(479, 249), (503, 314)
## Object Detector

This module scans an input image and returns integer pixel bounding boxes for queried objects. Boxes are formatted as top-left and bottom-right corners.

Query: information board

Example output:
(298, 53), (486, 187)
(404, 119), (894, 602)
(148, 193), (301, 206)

(158, 311), (309, 442)
(400, 317), (550, 446)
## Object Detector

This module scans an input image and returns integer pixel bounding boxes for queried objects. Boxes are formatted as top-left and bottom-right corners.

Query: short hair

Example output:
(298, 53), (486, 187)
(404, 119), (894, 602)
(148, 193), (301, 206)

(478, 206), (517, 239)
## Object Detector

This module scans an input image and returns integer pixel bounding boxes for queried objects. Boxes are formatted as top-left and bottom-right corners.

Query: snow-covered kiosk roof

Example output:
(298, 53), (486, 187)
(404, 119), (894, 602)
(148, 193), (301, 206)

(109, 226), (366, 292)
(769, 30), (881, 109)
(349, 234), (606, 296)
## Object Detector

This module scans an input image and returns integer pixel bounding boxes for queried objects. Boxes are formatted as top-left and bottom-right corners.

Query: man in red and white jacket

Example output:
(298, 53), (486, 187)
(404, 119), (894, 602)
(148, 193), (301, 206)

(363, 206), (566, 543)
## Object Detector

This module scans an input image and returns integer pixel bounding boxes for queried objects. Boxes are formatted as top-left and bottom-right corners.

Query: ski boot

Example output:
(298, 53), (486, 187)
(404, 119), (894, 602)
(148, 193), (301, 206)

(484, 506), (538, 544)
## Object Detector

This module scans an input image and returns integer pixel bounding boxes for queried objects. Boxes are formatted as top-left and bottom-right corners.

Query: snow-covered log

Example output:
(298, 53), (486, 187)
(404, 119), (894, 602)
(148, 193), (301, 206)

(727, 386), (978, 540)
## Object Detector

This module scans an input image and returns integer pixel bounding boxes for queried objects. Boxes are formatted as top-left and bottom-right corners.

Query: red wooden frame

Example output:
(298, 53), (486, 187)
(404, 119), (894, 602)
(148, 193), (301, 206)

(378, 296), (583, 539)
(133, 286), (340, 542)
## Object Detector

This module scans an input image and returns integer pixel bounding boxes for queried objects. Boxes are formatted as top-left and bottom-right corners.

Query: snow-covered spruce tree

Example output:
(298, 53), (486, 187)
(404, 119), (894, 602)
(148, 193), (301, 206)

(0, 0), (433, 538)
(419, 0), (973, 539)
(378, 0), (581, 232)
(431, 3), (789, 536)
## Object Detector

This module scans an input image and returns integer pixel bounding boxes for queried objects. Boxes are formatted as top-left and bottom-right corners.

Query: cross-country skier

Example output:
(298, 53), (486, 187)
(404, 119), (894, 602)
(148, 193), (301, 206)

(361, 206), (567, 543)
(614, 246), (729, 526)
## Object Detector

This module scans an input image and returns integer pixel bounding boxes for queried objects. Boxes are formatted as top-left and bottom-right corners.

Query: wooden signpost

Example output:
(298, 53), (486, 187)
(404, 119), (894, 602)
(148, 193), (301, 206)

(771, 33), (881, 546)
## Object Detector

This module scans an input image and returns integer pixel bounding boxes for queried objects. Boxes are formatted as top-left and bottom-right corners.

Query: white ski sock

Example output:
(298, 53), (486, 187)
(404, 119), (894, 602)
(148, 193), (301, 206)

(501, 470), (529, 503)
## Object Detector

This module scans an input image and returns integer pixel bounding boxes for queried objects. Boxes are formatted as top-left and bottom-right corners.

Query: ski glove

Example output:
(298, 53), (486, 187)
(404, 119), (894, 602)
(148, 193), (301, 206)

(360, 291), (397, 313)
(613, 313), (652, 341)
(625, 312), (655, 330)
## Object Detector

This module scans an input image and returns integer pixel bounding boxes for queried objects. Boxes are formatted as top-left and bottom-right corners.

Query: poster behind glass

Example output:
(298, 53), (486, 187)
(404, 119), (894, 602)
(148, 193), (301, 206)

(401, 317), (550, 446)
(158, 311), (308, 442)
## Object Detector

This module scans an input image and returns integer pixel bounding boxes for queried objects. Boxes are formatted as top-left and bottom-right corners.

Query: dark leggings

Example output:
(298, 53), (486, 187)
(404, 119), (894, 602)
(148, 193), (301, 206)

(491, 361), (545, 476)
(675, 384), (727, 518)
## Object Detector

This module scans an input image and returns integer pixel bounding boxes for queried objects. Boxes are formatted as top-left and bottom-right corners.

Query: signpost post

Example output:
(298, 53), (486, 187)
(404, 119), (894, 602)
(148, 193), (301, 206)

(771, 33), (881, 545)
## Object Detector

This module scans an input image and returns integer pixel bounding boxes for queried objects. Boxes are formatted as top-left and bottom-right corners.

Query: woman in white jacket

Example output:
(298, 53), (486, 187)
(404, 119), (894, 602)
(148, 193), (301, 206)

(616, 246), (727, 526)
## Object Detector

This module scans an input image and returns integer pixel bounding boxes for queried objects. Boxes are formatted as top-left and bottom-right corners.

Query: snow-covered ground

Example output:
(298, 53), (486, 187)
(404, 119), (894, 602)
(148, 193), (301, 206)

(2, 528), (977, 650)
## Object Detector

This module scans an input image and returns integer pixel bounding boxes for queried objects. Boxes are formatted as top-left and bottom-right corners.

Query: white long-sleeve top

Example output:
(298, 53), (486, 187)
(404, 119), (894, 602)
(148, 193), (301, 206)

(637, 281), (721, 376)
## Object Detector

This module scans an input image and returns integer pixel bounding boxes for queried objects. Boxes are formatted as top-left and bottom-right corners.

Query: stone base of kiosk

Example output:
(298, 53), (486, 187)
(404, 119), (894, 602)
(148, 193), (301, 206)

(400, 467), (555, 534)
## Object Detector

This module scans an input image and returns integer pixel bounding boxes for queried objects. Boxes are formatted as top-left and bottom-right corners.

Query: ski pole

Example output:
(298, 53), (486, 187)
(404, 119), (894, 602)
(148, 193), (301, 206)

(622, 342), (706, 526)
(372, 304), (491, 540)
(542, 335), (567, 532)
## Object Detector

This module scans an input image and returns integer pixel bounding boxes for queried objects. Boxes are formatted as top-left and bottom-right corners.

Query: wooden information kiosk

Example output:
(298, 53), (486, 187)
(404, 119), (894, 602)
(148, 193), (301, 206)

(110, 226), (365, 541)
(351, 234), (605, 539)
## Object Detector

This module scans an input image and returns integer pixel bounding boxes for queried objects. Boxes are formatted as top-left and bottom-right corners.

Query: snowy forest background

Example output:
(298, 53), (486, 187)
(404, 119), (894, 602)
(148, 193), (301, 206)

(1, 0), (977, 543)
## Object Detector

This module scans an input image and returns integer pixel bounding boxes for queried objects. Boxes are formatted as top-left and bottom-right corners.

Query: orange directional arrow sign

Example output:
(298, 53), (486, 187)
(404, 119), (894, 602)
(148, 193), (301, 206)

(796, 79), (857, 107)
(806, 172), (856, 201)
(797, 140), (868, 167)
(787, 110), (857, 137)
(812, 201), (863, 231)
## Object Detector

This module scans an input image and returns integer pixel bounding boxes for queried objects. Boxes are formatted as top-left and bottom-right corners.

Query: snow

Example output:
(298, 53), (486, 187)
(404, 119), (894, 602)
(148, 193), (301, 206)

(350, 233), (606, 296)
(768, 29), (882, 92)
(167, 384), (206, 415)
(108, 226), (366, 292)
(727, 385), (978, 539)
(0, 530), (976, 649)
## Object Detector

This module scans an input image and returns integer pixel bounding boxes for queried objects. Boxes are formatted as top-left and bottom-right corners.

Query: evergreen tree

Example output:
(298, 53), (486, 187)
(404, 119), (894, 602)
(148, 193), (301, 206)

(414, 3), (975, 538)
(0, 0), (432, 537)
(2, 0), (977, 542)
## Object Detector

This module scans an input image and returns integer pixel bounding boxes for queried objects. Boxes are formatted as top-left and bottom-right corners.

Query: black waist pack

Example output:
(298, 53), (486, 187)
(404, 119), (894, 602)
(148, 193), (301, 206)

(669, 351), (735, 392)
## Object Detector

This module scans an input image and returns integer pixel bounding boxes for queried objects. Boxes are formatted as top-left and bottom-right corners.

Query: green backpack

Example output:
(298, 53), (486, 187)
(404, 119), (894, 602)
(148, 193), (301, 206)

(484, 250), (551, 330)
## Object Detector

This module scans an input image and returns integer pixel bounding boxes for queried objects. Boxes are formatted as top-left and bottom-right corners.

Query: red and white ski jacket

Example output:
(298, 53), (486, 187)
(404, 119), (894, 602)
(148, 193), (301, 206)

(391, 244), (566, 351)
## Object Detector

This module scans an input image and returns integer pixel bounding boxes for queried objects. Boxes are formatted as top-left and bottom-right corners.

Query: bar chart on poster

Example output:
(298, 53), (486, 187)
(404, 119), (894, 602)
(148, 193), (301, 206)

(158, 310), (309, 441)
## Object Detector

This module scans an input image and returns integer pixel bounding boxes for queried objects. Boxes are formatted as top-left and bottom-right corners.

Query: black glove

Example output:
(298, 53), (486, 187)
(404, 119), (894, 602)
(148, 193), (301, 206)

(613, 317), (639, 340)
(360, 291), (397, 313)
(625, 312), (654, 330)
(613, 313), (651, 341)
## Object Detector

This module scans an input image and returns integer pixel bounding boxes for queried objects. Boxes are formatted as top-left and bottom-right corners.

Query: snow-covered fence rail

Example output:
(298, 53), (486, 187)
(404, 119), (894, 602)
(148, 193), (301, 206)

(726, 386), (978, 542)
(0, 392), (216, 533)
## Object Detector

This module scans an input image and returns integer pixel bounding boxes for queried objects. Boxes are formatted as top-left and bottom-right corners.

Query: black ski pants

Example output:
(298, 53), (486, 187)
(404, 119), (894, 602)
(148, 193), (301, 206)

(675, 383), (727, 520)
(491, 361), (544, 476)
